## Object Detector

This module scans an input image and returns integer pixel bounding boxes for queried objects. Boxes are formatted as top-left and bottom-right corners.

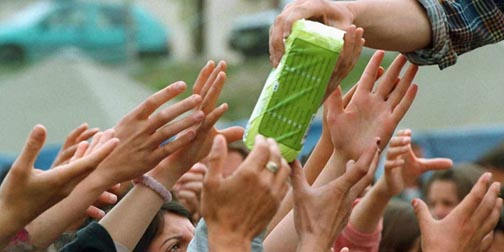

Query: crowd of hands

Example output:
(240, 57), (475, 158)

(0, 8), (502, 252)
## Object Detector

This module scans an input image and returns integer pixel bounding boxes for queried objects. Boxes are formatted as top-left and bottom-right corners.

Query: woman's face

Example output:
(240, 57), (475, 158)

(427, 180), (460, 220)
(147, 212), (195, 252)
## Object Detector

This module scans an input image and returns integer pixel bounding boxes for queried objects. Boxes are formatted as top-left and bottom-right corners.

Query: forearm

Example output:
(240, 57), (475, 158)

(208, 228), (251, 252)
(99, 185), (163, 250)
(348, 178), (391, 233)
(263, 211), (298, 252)
(268, 132), (332, 233)
(26, 175), (109, 249)
(341, 0), (432, 52)
(313, 151), (348, 187)
(99, 162), (182, 250)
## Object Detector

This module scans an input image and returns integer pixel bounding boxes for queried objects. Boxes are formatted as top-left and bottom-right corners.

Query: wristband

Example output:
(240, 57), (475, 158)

(132, 175), (172, 203)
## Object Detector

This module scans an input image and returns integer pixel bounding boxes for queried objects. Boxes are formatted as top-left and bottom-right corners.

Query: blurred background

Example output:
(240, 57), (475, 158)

(1, 0), (504, 172)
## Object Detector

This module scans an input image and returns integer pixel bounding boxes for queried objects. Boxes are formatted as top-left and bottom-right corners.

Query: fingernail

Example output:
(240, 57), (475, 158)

(411, 199), (417, 207)
(194, 111), (205, 120)
(376, 138), (381, 146)
(174, 81), (186, 90)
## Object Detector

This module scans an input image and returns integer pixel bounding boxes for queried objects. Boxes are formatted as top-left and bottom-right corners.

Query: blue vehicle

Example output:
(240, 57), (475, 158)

(0, 1), (171, 63)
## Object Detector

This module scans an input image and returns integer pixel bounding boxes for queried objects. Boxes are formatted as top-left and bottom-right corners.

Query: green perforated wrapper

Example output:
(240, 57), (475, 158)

(244, 20), (345, 162)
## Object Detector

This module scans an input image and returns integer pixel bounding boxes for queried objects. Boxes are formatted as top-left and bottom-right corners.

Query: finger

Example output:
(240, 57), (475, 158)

(219, 126), (245, 144)
(392, 84), (418, 123)
(131, 81), (187, 119)
(99, 128), (115, 145)
(290, 158), (309, 196)
(412, 198), (434, 232)
(193, 60), (216, 95)
(84, 132), (103, 156)
(62, 123), (88, 149)
(244, 135), (270, 172)
(70, 141), (89, 162)
(357, 50), (385, 92)
(263, 138), (282, 181)
(473, 182), (501, 229)
(197, 103), (228, 133)
(176, 170), (206, 185)
(154, 129), (197, 159)
(375, 54), (408, 99)
(86, 205), (105, 220)
(206, 135), (227, 181)
(274, 158), (292, 192)
(52, 144), (78, 168)
(388, 135), (411, 148)
(58, 138), (119, 182)
(480, 231), (494, 252)
(418, 158), (453, 171)
(388, 64), (419, 108)
(76, 128), (100, 142)
(325, 86), (344, 115)
(350, 144), (380, 196)
(178, 181), (203, 194)
(384, 159), (405, 169)
(386, 146), (410, 159)
(479, 198), (502, 241)
(201, 71), (227, 115)
(14, 124), (47, 171)
(150, 110), (205, 147)
(96, 191), (118, 205)
(453, 172), (493, 217)
(200, 61), (226, 101)
(342, 84), (357, 108)
(147, 94), (202, 133)
(396, 128), (412, 137)
(325, 25), (357, 96)
(337, 144), (378, 191)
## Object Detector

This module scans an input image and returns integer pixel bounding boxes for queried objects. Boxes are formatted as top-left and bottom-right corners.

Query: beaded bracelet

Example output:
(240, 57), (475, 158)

(132, 175), (172, 203)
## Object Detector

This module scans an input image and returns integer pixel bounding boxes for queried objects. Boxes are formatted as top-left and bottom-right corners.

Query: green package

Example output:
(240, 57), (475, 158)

(243, 19), (345, 162)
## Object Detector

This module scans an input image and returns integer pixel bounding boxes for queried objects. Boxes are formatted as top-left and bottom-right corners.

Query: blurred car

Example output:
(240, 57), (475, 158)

(0, 1), (171, 63)
(229, 0), (291, 57)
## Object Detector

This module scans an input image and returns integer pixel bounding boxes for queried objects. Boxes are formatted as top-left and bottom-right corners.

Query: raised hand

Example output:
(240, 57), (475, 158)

(325, 51), (418, 161)
(0, 125), (118, 248)
(413, 173), (503, 252)
(94, 81), (205, 185)
(292, 143), (380, 252)
(172, 163), (207, 222)
(381, 129), (452, 197)
(51, 123), (99, 168)
(202, 135), (290, 251)
(269, 0), (354, 67)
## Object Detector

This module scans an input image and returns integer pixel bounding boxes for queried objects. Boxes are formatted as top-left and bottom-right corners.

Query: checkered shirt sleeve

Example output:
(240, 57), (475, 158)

(405, 0), (504, 69)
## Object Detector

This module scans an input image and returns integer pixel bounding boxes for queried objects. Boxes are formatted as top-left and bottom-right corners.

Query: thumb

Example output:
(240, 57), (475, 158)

(290, 159), (308, 196)
(206, 134), (227, 181)
(14, 124), (47, 171)
(412, 198), (433, 231)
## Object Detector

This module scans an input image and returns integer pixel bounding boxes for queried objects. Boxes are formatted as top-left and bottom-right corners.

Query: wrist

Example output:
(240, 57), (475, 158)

(149, 161), (185, 189)
(297, 237), (330, 252)
(208, 226), (251, 252)
(374, 178), (396, 199)
(0, 201), (25, 243)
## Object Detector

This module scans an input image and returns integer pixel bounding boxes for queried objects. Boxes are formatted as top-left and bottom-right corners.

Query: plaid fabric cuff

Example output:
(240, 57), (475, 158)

(404, 0), (457, 69)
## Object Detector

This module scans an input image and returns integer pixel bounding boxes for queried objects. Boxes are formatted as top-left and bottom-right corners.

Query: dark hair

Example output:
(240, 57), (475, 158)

(423, 168), (474, 202)
(228, 140), (249, 159)
(477, 141), (504, 170)
(134, 201), (192, 252)
(380, 199), (421, 252)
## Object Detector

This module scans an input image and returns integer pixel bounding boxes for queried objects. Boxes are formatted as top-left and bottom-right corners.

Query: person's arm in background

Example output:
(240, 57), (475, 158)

(99, 61), (244, 251)
(414, 172), (503, 252)
(0, 125), (118, 250)
(203, 135), (291, 252)
(332, 129), (452, 251)
(264, 50), (419, 252)
(25, 80), (205, 251)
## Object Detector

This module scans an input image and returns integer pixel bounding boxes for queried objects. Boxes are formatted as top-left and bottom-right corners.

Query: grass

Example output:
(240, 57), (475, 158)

(132, 49), (397, 121)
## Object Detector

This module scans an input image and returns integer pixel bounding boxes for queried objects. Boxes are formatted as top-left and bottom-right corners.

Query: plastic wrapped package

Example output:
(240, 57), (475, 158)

(244, 19), (345, 162)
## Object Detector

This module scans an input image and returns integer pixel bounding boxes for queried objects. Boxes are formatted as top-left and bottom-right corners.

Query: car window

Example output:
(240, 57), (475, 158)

(96, 6), (126, 29)
(44, 7), (86, 30)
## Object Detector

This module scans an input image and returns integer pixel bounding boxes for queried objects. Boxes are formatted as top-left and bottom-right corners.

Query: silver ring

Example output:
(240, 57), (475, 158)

(265, 161), (279, 173)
